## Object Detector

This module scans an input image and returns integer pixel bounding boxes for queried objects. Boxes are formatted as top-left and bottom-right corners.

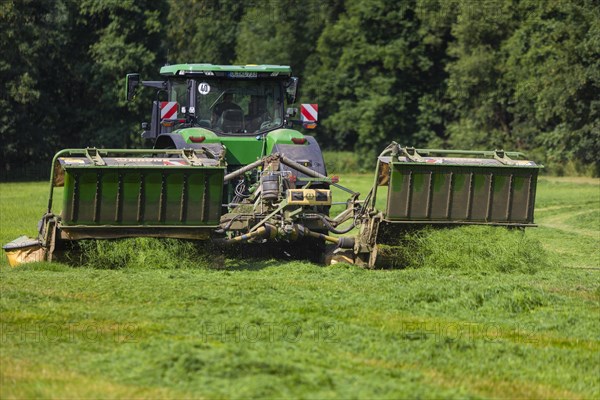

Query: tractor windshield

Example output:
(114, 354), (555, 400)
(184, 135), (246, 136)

(193, 79), (283, 135)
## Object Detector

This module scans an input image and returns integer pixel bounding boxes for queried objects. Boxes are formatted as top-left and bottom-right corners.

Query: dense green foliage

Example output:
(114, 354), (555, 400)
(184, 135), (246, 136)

(0, 0), (167, 175)
(1, 0), (598, 175)
(1, 176), (599, 398)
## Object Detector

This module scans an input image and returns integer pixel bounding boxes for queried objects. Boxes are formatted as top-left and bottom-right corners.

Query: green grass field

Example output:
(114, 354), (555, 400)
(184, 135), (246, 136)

(1, 176), (599, 399)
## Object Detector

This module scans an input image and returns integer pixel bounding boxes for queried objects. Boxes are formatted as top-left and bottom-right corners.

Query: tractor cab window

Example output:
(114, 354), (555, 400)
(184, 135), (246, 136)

(169, 80), (188, 112)
(194, 79), (283, 134)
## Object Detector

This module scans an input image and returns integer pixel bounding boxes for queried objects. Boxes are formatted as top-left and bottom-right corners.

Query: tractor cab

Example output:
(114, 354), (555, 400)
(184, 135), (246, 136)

(126, 64), (300, 139)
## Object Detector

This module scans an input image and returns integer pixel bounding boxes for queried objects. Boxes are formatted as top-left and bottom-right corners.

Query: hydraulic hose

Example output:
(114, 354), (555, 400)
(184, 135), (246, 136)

(214, 214), (242, 234)
(308, 213), (356, 234)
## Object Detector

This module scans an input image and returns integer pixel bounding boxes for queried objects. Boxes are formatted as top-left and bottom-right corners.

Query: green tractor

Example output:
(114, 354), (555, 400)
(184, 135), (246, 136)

(131, 64), (331, 214)
(4, 64), (542, 267)
(128, 64), (327, 187)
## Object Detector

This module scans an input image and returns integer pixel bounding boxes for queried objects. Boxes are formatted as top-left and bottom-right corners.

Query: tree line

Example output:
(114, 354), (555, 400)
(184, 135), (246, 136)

(1, 0), (598, 178)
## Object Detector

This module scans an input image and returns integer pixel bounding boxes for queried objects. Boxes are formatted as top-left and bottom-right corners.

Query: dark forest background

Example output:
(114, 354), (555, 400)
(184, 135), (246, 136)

(1, 0), (599, 179)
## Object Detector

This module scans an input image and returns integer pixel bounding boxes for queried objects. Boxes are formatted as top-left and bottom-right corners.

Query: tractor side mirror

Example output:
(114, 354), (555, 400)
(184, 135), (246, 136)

(126, 73), (140, 101)
(286, 77), (299, 104)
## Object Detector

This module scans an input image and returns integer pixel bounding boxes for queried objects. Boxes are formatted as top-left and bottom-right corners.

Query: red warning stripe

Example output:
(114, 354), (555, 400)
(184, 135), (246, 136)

(160, 101), (178, 119)
(301, 104), (318, 122)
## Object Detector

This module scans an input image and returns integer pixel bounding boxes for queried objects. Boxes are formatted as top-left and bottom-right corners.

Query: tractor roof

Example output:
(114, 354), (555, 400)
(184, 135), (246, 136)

(160, 64), (292, 77)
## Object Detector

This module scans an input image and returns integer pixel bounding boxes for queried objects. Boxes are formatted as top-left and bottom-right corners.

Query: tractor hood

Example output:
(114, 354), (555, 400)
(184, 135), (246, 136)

(170, 127), (308, 167)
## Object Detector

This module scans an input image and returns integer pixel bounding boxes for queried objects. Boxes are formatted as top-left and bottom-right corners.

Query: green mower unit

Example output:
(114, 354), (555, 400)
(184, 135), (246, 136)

(4, 64), (542, 267)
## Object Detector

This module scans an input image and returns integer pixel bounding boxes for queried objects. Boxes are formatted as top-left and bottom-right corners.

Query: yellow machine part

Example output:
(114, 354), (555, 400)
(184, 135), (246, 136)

(287, 189), (332, 206)
(3, 236), (46, 267)
(5, 245), (45, 267)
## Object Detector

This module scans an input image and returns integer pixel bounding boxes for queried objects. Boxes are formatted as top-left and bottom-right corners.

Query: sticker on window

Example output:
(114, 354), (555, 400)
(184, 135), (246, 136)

(198, 82), (211, 95)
